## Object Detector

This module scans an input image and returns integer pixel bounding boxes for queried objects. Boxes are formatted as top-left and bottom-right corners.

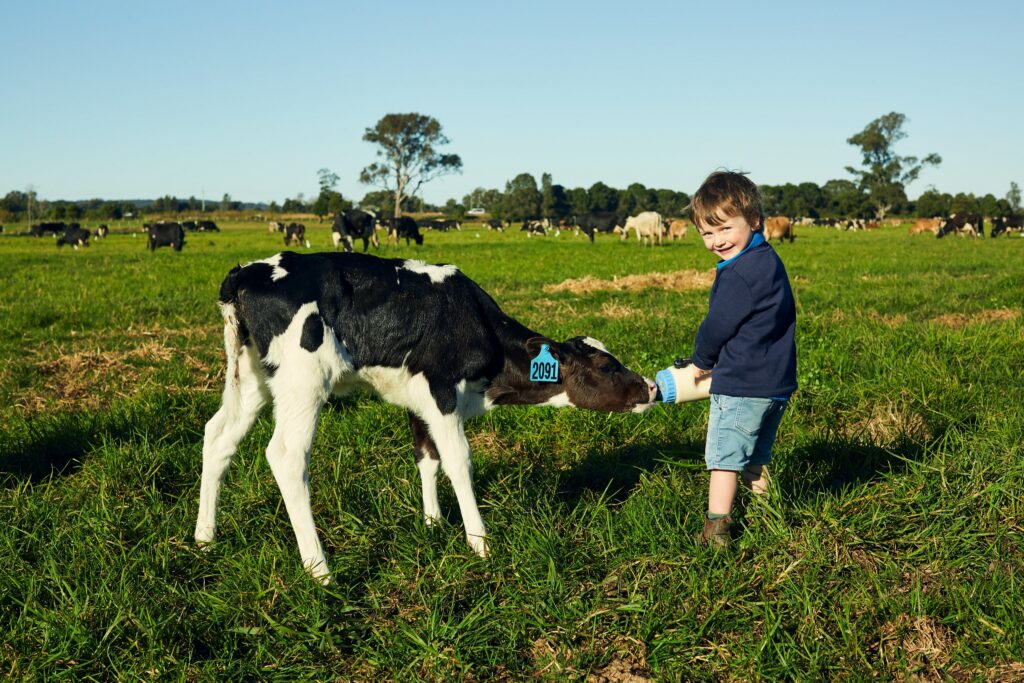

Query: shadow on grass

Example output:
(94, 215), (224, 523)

(0, 392), (211, 487)
(556, 440), (705, 506)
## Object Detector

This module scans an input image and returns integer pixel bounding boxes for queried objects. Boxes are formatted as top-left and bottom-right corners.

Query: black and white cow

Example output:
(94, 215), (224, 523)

(991, 216), (1024, 238)
(95, 224), (109, 239)
(572, 213), (627, 242)
(30, 222), (66, 237)
(56, 225), (90, 248)
(284, 222), (306, 246)
(146, 222), (185, 251)
(937, 212), (983, 238)
(379, 216), (424, 246)
(195, 251), (658, 582)
(332, 209), (380, 253)
(197, 220), (220, 232)
(486, 219), (506, 231)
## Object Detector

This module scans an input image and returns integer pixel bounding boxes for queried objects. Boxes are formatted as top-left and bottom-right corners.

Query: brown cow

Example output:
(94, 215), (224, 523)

(764, 216), (794, 243)
(667, 219), (689, 240)
(909, 218), (941, 236)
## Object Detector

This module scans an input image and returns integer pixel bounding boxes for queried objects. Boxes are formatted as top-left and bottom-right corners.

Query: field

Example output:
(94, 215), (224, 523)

(1, 222), (1022, 680)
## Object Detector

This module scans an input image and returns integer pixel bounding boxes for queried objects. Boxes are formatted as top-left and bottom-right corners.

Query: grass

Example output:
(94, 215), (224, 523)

(1, 221), (1022, 679)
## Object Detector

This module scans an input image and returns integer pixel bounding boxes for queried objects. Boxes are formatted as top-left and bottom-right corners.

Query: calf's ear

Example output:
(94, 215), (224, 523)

(525, 336), (560, 360)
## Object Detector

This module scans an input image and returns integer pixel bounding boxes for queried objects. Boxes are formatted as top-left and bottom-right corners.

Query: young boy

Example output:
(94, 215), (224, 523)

(689, 171), (797, 548)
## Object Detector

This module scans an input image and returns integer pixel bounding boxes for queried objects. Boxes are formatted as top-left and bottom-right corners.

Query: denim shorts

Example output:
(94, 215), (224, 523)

(705, 394), (788, 471)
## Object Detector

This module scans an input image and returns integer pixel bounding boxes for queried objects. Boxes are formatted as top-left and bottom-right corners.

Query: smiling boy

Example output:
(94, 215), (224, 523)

(689, 171), (797, 548)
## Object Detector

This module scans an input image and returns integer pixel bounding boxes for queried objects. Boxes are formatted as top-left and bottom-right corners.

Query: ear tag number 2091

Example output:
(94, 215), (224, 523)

(530, 344), (560, 383)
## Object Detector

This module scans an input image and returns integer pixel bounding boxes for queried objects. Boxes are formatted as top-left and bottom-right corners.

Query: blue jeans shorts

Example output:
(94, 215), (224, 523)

(705, 394), (788, 471)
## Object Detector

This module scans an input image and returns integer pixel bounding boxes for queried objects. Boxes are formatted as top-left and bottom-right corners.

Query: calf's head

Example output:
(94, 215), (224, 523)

(527, 336), (657, 412)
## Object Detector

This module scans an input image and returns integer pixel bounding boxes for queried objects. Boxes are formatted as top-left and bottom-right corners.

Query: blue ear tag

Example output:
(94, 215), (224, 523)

(529, 344), (560, 383)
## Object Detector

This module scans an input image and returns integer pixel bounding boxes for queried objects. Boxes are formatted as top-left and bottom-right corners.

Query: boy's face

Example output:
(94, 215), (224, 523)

(695, 211), (756, 260)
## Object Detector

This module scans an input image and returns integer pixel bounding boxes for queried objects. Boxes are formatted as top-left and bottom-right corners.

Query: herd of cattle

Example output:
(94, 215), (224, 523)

(7, 209), (1022, 252)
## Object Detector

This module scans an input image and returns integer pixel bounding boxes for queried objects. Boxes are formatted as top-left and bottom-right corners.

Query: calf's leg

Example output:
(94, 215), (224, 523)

(426, 413), (488, 557)
(409, 412), (442, 526)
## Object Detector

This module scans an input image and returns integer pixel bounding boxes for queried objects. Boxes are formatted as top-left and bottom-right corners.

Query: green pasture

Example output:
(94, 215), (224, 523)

(1, 222), (1022, 679)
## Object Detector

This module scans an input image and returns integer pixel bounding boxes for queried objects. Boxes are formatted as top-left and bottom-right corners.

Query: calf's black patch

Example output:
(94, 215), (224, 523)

(300, 313), (324, 352)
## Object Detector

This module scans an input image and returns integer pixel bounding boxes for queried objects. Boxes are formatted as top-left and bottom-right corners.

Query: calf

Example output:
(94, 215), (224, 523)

(572, 213), (627, 242)
(622, 211), (664, 246)
(56, 225), (90, 248)
(95, 224), (109, 239)
(381, 216), (424, 246)
(667, 218), (689, 240)
(284, 222), (306, 246)
(937, 212), (983, 238)
(486, 219), (506, 231)
(909, 218), (941, 236)
(195, 252), (657, 582)
(990, 216), (1024, 238)
(332, 209), (380, 253)
(146, 222), (185, 251)
(269, 221), (284, 233)
(764, 216), (794, 243)
(30, 222), (66, 237)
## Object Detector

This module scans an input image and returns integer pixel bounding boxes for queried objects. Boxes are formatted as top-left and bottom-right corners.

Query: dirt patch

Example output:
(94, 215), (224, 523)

(544, 269), (714, 295)
(866, 310), (908, 327)
(600, 302), (642, 319)
(846, 402), (931, 444)
(931, 309), (1020, 327)
(877, 615), (956, 680)
(16, 339), (213, 413)
(587, 637), (651, 683)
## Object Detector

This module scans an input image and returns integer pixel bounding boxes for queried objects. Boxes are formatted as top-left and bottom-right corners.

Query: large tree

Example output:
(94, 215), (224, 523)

(360, 113), (462, 218)
(846, 112), (941, 220)
(1007, 181), (1021, 215)
(503, 173), (541, 221)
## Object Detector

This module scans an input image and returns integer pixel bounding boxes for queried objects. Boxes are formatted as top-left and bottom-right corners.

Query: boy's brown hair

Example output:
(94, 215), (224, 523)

(691, 171), (764, 230)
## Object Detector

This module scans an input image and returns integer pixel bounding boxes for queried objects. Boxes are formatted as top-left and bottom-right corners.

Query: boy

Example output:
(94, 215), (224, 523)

(689, 171), (797, 548)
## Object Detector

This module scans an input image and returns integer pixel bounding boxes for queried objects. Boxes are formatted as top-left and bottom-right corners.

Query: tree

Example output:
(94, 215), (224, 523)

(846, 112), (941, 220)
(540, 173), (570, 219)
(360, 113), (462, 218)
(220, 193), (233, 212)
(503, 173), (541, 221)
(587, 181), (619, 212)
(914, 188), (951, 218)
(317, 167), (339, 194)
(1007, 181), (1021, 215)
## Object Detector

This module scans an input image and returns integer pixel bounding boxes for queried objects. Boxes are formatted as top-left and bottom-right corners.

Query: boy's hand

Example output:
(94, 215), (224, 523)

(694, 367), (713, 379)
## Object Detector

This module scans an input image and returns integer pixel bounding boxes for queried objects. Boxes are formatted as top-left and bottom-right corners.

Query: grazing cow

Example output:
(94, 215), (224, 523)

(486, 219), (506, 231)
(146, 222), (185, 251)
(937, 212), (983, 238)
(181, 220), (199, 231)
(95, 224), (109, 239)
(195, 252), (658, 582)
(284, 223), (306, 246)
(520, 220), (549, 237)
(30, 222), (66, 237)
(572, 213), (627, 242)
(909, 218), (941, 236)
(332, 209), (380, 253)
(622, 211), (664, 246)
(764, 216), (794, 243)
(381, 216), (424, 246)
(991, 216), (1024, 238)
(667, 219), (689, 240)
(432, 219), (461, 231)
(56, 225), (90, 249)
(269, 221), (284, 233)
(197, 220), (220, 232)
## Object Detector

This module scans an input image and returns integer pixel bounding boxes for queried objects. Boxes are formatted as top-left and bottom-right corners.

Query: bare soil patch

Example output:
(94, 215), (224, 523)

(931, 308), (1020, 327)
(545, 269), (714, 295)
(846, 402), (931, 444)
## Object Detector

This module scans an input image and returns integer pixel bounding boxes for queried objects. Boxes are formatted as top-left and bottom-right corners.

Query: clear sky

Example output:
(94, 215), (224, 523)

(3, 0), (1021, 205)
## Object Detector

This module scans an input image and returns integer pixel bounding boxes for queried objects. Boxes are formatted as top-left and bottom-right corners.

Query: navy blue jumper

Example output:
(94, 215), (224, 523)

(692, 231), (797, 398)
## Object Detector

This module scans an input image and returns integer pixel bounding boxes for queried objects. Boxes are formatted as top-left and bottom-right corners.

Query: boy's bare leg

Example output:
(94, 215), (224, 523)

(742, 464), (770, 495)
(708, 470), (739, 516)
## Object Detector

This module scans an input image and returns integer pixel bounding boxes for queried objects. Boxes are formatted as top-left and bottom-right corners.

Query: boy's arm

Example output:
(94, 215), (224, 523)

(692, 273), (753, 369)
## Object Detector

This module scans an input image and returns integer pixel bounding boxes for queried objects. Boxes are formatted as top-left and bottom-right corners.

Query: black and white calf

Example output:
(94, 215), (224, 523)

(332, 209), (380, 253)
(283, 222), (306, 246)
(146, 222), (185, 251)
(56, 225), (91, 248)
(195, 251), (657, 582)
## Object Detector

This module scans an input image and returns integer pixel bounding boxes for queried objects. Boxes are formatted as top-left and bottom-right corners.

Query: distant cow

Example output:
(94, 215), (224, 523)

(284, 223), (306, 246)
(56, 225), (90, 249)
(667, 219), (689, 240)
(30, 222), (66, 237)
(197, 220), (220, 232)
(146, 222), (185, 251)
(486, 219), (506, 231)
(622, 211), (664, 246)
(572, 213), (627, 242)
(269, 221), (284, 233)
(937, 212), (983, 238)
(332, 209), (380, 253)
(991, 216), (1024, 238)
(95, 224), (109, 239)
(764, 216), (794, 243)
(909, 218), (941, 236)
(380, 216), (424, 246)
(521, 220), (550, 237)
(195, 251), (658, 582)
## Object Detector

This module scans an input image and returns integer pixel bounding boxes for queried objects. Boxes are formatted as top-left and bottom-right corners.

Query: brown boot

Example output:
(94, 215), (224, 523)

(698, 515), (732, 549)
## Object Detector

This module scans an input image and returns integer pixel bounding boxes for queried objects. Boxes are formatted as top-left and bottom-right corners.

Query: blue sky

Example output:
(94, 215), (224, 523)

(2, 0), (1021, 205)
